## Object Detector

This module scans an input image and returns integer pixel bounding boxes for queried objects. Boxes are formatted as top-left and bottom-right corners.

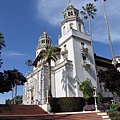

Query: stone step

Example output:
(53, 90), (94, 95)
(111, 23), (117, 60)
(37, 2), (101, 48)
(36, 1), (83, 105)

(97, 112), (107, 116)
(102, 115), (109, 119)
(103, 118), (111, 120)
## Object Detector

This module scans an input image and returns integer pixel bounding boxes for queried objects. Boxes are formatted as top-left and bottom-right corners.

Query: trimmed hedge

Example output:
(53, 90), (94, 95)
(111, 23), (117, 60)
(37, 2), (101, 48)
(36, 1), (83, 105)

(49, 97), (85, 113)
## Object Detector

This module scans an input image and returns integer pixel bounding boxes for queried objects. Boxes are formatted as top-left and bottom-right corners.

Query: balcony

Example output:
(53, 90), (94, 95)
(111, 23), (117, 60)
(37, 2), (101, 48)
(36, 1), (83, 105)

(61, 50), (68, 60)
(81, 47), (88, 56)
(82, 60), (90, 68)
(61, 50), (68, 55)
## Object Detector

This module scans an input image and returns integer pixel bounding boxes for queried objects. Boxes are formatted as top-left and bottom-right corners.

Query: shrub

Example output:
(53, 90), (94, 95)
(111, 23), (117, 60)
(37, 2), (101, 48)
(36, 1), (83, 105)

(83, 105), (95, 111)
(111, 104), (119, 109)
(108, 111), (120, 120)
(49, 97), (85, 113)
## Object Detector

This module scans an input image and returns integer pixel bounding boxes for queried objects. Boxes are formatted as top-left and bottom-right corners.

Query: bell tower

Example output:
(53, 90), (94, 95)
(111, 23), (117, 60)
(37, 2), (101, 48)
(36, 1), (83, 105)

(56, 4), (97, 97)
(61, 4), (84, 37)
(36, 32), (52, 57)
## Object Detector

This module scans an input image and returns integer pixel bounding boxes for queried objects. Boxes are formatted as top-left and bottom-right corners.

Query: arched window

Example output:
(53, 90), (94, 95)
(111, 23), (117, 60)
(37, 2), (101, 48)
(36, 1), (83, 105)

(79, 24), (81, 32)
(68, 12), (71, 16)
(70, 23), (73, 29)
(63, 26), (65, 35)
(71, 11), (73, 15)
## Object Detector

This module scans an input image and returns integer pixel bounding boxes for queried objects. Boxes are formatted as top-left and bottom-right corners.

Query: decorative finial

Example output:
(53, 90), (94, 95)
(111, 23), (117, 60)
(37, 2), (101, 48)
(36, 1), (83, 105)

(68, 0), (71, 4)
(44, 28), (46, 32)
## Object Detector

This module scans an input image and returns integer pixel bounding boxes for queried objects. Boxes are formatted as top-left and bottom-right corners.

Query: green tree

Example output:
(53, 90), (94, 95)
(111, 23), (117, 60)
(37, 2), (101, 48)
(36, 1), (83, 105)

(6, 95), (23, 105)
(94, 0), (116, 66)
(80, 3), (97, 34)
(0, 69), (26, 104)
(33, 45), (61, 97)
(98, 68), (120, 103)
(79, 80), (93, 105)
(25, 59), (32, 74)
(0, 72), (11, 93)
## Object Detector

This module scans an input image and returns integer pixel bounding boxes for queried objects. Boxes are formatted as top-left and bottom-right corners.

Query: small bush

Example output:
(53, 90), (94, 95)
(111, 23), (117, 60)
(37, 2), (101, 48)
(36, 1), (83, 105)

(108, 111), (120, 120)
(111, 104), (119, 109)
(83, 105), (95, 111)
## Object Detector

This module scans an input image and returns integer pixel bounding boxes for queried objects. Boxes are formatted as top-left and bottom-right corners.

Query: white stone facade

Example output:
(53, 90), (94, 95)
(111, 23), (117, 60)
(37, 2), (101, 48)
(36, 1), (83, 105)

(23, 4), (98, 105)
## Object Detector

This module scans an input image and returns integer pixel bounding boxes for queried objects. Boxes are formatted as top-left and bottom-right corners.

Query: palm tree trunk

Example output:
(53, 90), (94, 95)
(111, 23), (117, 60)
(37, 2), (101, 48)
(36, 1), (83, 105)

(48, 59), (52, 97)
(102, 0), (116, 66)
(88, 15), (91, 35)
(14, 84), (17, 104)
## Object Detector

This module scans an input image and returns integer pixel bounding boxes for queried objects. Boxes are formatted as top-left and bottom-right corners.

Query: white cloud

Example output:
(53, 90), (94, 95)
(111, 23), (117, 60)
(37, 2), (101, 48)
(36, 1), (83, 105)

(2, 51), (25, 57)
(36, 0), (120, 43)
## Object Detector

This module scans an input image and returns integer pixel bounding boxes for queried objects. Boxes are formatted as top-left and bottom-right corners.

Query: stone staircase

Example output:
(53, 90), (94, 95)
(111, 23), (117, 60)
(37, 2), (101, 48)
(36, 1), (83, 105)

(0, 105), (111, 120)
(0, 104), (47, 115)
(97, 112), (111, 120)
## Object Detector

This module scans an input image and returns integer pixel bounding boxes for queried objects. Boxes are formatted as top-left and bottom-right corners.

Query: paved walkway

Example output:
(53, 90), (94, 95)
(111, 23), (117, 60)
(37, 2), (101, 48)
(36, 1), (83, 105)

(0, 105), (103, 120)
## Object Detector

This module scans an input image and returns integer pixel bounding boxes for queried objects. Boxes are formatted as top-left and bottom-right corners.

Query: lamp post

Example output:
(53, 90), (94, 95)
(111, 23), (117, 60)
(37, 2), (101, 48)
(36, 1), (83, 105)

(93, 85), (98, 111)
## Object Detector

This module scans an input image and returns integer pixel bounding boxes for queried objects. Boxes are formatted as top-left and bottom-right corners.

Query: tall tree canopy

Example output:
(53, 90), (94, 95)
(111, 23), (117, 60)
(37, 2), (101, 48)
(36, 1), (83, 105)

(98, 68), (120, 99)
(81, 3), (97, 34)
(0, 69), (27, 94)
(25, 59), (32, 74)
(33, 45), (61, 97)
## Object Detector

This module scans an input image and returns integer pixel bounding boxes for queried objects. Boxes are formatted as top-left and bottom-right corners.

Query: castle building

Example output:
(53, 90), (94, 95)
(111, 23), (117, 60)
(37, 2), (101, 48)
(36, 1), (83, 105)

(23, 4), (114, 105)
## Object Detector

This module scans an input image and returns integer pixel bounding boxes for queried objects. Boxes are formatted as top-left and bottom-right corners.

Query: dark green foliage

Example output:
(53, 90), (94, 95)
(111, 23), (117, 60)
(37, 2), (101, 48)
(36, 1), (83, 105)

(0, 69), (26, 93)
(97, 92), (103, 104)
(81, 3), (97, 19)
(6, 95), (23, 105)
(111, 104), (119, 110)
(33, 45), (61, 97)
(0, 72), (12, 93)
(79, 80), (93, 105)
(49, 97), (85, 113)
(98, 68), (120, 96)
(108, 111), (120, 120)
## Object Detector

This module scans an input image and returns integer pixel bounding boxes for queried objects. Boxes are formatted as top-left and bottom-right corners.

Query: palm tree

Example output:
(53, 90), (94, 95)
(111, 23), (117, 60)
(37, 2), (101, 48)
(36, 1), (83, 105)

(94, 0), (116, 66)
(0, 32), (6, 50)
(79, 80), (93, 105)
(81, 3), (97, 35)
(25, 60), (32, 74)
(0, 32), (6, 67)
(33, 45), (61, 97)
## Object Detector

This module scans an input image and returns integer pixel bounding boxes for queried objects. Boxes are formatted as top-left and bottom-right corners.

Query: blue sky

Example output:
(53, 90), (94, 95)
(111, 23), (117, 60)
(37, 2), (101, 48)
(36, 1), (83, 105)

(0, 0), (120, 104)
